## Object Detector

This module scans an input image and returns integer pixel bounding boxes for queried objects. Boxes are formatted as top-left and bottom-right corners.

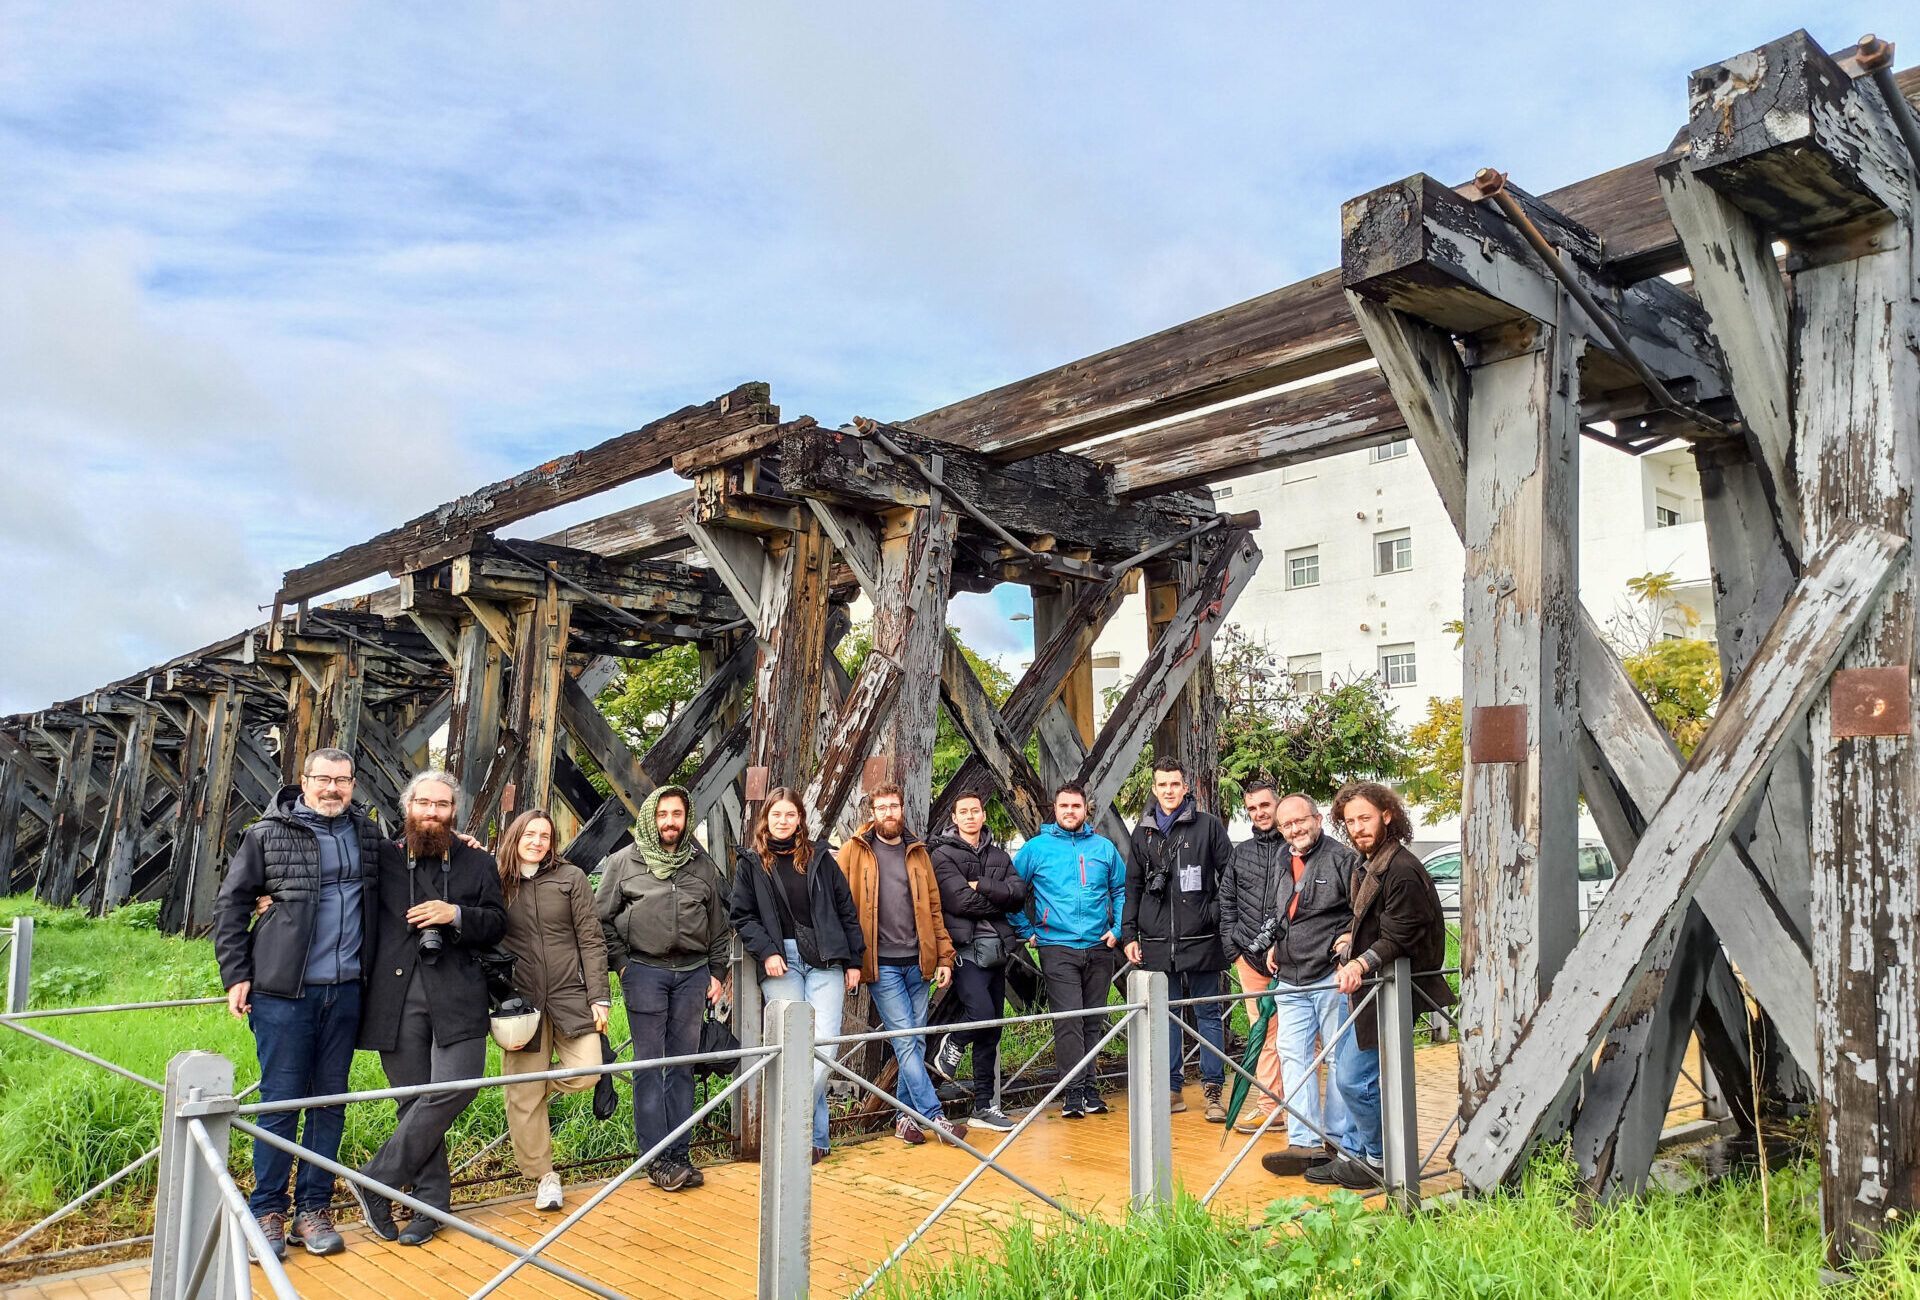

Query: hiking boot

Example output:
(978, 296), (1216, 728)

(931, 1117), (969, 1147)
(397, 1215), (440, 1246)
(1261, 1145), (1333, 1178)
(649, 1159), (695, 1191)
(894, 1115), (927, 1145)
(345, 1177), (397, 1241)
(969, 1104), (1015, 1132)
(1169, 1089), (1188, 1114)
(1204, 1084), (1227, 1123)
(252, 1212), (287, 1262)
(534, 1173), (563, 1211)
(288, 1207), (344, 1256)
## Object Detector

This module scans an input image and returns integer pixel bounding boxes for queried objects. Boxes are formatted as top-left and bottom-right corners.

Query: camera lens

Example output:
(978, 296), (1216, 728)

(418, 926), (444, 961)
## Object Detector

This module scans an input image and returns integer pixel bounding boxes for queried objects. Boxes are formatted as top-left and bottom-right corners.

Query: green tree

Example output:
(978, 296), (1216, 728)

(591, 643), (709, 789)
(1403, 695), (1464, 819)
(1622, 638), (1721, 757)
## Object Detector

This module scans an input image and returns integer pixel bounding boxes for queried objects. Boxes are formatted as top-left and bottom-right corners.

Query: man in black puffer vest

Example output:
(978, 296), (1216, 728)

(216, 748), (389, 1261)
(928, 792), (1028, 1132)
(1122, 755), (1235, 1121)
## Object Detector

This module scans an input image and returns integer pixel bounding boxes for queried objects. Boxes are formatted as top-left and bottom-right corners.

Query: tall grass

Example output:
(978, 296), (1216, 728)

(884, 1160), (1920, 1299)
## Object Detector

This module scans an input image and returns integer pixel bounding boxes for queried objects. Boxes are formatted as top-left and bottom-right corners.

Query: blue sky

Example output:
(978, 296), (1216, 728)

(0, 1), (1889, 712)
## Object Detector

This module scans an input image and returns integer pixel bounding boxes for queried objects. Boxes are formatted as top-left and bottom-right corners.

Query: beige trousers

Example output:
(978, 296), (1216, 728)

(1234, 959), (1288, 1113)
(502, 1020), (602, 1180)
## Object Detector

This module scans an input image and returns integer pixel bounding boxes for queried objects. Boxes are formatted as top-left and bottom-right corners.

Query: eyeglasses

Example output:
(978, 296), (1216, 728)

(410, 798), (456, 812)
(304, 774), (355, 788)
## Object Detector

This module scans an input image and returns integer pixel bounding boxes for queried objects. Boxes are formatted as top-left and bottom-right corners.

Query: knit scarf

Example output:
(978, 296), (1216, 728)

(1350, 840), (1399, 922)
(634, 785), (697, 879)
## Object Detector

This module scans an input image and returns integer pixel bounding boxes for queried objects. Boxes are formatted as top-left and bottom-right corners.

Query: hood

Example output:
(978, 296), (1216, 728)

(268, 784), (357, 829)
(1039, 821), (1095, 842)
(931, 823), (997, 854)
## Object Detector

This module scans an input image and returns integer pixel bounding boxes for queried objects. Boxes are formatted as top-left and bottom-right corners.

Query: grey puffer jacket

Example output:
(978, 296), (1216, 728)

(594, 844), (731, 979)
(502, 861), (610, 1040)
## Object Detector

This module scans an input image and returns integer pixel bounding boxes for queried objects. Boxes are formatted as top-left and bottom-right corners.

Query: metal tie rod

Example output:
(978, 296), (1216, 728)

(1859, 35), (1920, 178)
(1468, 167), (1736, 442)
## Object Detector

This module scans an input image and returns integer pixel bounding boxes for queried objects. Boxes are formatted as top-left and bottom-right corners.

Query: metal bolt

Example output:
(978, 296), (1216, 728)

(1471, 167), (1508, 200)
(1857, 33), (1894, 73)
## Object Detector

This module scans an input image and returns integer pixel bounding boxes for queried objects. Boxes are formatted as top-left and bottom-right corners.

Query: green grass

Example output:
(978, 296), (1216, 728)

(0, 895), (692, 1225)
(884, 1159), (1920, 1299)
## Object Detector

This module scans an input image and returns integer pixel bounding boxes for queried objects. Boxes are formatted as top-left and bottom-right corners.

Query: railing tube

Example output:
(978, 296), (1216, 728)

(733, 936), (764, 1159)
(1377, 957), (1421, 1210)
(7, 915), (32, 1013)
(149, 1050), (232, 1300)
(759, 998), (814, 1300)
(1127, 969), (1173, 1208)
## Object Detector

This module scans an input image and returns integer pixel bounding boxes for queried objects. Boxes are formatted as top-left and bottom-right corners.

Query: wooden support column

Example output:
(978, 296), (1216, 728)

(506, 578), (572, 816)
(1455, 318), (1584, 1122)
(1032, 585), (1096, 791)
(0, 760), (24, 883)
(37, 724), (98, 908)
(160, 688), (243, 935)
(871, 506), (958, 832)
(749, 521), (832, 796)
(90, 707), (155, 915)
(446, 611), (507, 793)
(1142, 562), (1221, 812)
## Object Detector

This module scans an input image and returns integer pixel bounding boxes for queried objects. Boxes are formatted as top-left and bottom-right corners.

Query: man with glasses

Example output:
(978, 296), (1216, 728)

(215, 747), (390, 1261)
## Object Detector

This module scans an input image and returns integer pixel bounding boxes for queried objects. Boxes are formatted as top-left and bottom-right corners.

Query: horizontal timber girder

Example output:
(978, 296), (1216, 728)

(1453, 523), (1906, 1190)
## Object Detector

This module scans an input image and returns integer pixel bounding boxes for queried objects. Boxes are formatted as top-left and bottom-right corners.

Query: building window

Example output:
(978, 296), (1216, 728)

(1211, 485), (1234, 501)
(1371, 439), (1410, 462)
(1288, 654), (1323, 693)
(1286, 546), (1319, 589)
(1379, 645), (1417, 688)
(1654, 490), (1684, 528)
(1374, 528), (1412, 575)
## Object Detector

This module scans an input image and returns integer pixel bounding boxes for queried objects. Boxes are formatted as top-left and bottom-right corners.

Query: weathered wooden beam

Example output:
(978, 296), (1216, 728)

(90, 706), (155, 915)
(644, 639), (754, 785)
(1034, 699), (1135, 850)
(1678, 30), (1912, 238)
(1454, 523), (1906, 1190)
(558, 678), (654, 820)
(463, 729), (524, 837)
(1078, 530), (1261, 811)
(1031, 584), (1096, 793)
(1347, 296), (1468, 532)
(159, 687), (244, 935)
(276, 383), (774, 605)
(0, 760), (24, 883)
(0, 732), (60, 800)
(449, 537), (740, 630)
(937, 639), (1045, 839)
(803, 652), (904, 832)
(446, 614), (507, 792)
(37, 724), (99, 908)
(395, 690), (454, 768)
(682, 520), (768, 631)
(807, 500), (883, 598)
(748, 519), (832, 792)
(537, 490), (697, 561)
(1657, 165), (1801, 561)
(1793, 200), (1920, 1259)
(868, 507), (958, 831)
(780, 423), (1212, 562)
(505, 580), (571, 814)
(1143, 559), (1222, 813)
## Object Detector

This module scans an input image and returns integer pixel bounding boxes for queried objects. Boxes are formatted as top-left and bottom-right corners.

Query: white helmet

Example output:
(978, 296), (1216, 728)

(490, 998), (542, 1052)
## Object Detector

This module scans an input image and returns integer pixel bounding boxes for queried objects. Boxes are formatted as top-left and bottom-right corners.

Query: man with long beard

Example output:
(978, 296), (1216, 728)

(347, 770), (506, 1244)
(1319, 780), (1451, 1191)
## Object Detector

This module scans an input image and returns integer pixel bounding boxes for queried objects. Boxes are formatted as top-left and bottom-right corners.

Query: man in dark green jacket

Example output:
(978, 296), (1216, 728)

(594, 785), (729, 1192)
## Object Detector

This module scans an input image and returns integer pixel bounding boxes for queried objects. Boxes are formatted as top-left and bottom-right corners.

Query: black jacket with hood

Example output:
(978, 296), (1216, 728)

(358, 837), (508, 1052)
(1122, 798), (1234, 973)
(1224, 829), (1356, 984)
(728, 839), (866, 970)
(213, 787), (389, 1000)
(927, 825), (1029, 951)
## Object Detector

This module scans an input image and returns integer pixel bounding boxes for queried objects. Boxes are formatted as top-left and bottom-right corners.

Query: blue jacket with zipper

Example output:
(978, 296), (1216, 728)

(1011, 822), (1127, 950)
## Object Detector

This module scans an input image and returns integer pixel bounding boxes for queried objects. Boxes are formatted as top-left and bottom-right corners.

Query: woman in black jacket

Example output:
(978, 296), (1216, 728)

(927, 793), (1028, 1130)
(728, 786), (864, 1162)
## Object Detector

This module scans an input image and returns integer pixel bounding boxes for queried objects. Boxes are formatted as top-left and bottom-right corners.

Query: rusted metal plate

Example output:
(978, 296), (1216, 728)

(1830, 666), (1912, 738)
(743, 765), (770, 802)
(1469, 705), (1530, 763)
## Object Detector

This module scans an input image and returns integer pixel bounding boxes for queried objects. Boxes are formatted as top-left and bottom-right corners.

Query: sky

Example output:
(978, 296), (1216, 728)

(0, 1), (1891, 713)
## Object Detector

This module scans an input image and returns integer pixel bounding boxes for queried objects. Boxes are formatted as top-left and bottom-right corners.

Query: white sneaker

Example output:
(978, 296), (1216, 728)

(535, 1173), (563, 1211)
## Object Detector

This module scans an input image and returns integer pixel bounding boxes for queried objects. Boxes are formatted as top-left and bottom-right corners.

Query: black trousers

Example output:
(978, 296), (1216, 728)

(1037, 944), (1116, 1096)
(363, 972), (487, 1213)
(951, 958), (1008, 1104)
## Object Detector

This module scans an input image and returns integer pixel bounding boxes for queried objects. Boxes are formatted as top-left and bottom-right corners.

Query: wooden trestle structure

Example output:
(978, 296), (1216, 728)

(3, 25), (1918, 1266)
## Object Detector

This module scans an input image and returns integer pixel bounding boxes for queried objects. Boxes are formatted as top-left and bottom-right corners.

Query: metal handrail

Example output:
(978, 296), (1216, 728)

(0, 996), (227, 1021)
(819, 998), (1146, 1047)
(184, 1119), (299, 1300)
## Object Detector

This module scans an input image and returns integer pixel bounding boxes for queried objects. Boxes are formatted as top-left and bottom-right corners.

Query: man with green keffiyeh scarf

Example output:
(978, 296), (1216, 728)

(593, 785), (731, 1193)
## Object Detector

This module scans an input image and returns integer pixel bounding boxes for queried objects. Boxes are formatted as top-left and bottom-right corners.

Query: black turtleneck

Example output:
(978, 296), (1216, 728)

(769, 836), (809, 940)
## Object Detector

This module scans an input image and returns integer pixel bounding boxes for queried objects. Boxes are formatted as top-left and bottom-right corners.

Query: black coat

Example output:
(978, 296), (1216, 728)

(1220, 829), (1356, 983)
(213, 787), (386, 1000)
(1347, 843), (1453, 1050)
(729, 841), (865, 970)
(358, 839), (508, 1052)
(1121, 801), (1234, 973)
(927, 827), (1029, 949)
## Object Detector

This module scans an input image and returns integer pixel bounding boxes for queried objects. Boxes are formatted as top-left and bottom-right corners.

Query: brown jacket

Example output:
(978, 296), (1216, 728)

(501, 861), (610, 1041)
(838, 827), (954, 984)
(1346, 843), (1453, 1051)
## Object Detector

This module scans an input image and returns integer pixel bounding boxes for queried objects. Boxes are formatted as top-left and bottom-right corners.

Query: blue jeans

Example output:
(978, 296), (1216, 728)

(869, 964), (943, 1124)
(622, 962), (707, 1165)
(760, 940), (845, 1150)
(1333, 1019), (1383, 1161)
(1168, 969), (1226, 1091)
(247, 981), (361, 1217)
(1270, 980), (1353, 1150)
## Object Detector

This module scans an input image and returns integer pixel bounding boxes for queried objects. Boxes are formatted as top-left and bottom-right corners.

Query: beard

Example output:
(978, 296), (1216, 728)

(657, 821), (684, 846)
(406, 814), (453, 859)
(876, 813), (906, 840)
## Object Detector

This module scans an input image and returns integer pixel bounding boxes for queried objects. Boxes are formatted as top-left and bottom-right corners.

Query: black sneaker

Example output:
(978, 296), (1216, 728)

(929, 1036), (963, 1081)
(1061, 1094), (1086, 1119)
(397, 1215), (440, 1246)
(969, 1104), (1016, 1132)
(1081, 1089), (1110, 1116)
(345, 1176), (397, 1241)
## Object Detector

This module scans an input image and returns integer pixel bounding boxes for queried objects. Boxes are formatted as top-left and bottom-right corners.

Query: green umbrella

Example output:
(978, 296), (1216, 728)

(1219, 989), (1278, 1146)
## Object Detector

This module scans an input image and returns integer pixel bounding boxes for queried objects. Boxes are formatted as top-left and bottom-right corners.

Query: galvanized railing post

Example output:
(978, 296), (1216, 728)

(1377, 958), (1421, 1209)
(151, 1050), (236, 1300)
(7, 916), (32, 1013)
(1127, 969), (1172, 1208)
(759, 998), (813, 1300)
(733, 936), (764, 1159)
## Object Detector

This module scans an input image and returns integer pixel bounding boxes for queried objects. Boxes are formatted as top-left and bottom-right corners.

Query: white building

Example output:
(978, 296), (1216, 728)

(1088, 432), (1713, 839)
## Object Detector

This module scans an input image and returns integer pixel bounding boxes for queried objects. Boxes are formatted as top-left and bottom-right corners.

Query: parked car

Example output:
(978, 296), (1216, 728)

(1419, 841), (1617, 927)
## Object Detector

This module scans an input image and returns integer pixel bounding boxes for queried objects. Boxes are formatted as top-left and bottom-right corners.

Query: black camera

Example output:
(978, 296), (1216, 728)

(1250, 913), (1281, 961)
(1145, 862), (1170, 896)
(417, 926), (445, 962)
